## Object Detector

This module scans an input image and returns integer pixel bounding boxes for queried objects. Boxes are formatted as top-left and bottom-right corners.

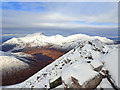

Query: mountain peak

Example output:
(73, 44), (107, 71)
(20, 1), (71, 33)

(26, 33), (45, 37)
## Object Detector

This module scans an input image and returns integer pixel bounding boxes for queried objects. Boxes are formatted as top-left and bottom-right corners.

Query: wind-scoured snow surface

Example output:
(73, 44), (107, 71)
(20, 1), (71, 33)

(1, 33), (114, 52)
(0, 33), (118, 89)
(102, 49), (118, 86)
(97, 48), (118, 88)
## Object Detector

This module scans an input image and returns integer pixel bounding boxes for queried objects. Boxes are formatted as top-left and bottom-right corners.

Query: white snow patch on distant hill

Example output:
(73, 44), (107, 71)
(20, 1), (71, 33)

(0, 51), (30, 73)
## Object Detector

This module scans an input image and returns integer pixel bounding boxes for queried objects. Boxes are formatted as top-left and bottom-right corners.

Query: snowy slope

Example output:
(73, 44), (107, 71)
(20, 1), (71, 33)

(102, 48), (118, 86)
(2, 39), (118, 89)
(0, 51), (32, 74)
(97, 49), (119, 89)
(1, 33), (114, 52)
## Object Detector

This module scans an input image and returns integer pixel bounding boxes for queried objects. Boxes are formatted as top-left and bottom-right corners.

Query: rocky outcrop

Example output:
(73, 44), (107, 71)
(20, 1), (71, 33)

(82, 74), (103, 88)
(67, 75), (103, 88)
(62, 60), (104, 89)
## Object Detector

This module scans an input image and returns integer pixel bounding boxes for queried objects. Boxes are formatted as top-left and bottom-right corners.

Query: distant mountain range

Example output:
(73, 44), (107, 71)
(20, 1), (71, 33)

(1, 33), (114, 52)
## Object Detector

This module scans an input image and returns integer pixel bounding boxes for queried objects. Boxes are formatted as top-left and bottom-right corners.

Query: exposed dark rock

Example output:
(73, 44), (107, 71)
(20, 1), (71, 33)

(1, 44), (17, 52)
(70, 76), (82, 88)
(83, 74), (103, 88)
(93, 66), (103, 72)
(88, 41), (93, 45)
(88, 56), (93, 60)
(87, 61), (91, 63)
(50, 77), (62, 89)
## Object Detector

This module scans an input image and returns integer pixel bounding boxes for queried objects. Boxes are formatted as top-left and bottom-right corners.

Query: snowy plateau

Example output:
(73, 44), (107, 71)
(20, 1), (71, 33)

(0, 33), (119, 89)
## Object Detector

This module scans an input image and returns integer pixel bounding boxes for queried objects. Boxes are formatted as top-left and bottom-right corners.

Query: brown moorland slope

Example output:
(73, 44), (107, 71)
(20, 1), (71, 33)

(23, 48), (65, 60)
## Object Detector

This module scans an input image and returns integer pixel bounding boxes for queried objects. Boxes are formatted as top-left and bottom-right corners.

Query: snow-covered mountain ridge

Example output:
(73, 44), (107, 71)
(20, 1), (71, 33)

(1, 33), (114, 52)
(2, 38), (118, 89)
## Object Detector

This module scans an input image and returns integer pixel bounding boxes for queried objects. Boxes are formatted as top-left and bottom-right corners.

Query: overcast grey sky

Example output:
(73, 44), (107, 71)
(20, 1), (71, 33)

(2, 2), (118, 37)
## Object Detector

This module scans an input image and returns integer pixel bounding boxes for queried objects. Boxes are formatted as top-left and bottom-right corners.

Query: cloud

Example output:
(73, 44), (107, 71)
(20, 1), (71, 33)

(81, 9), (118, 23)
(2, 9), (118, 29)
(35, 22), (118, 29)
(2, 2), (118, 37)
(2, 33), (27, 36)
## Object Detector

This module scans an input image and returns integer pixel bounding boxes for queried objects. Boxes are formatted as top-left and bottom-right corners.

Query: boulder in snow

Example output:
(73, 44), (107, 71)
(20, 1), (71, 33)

(62, 62), (103, 88)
